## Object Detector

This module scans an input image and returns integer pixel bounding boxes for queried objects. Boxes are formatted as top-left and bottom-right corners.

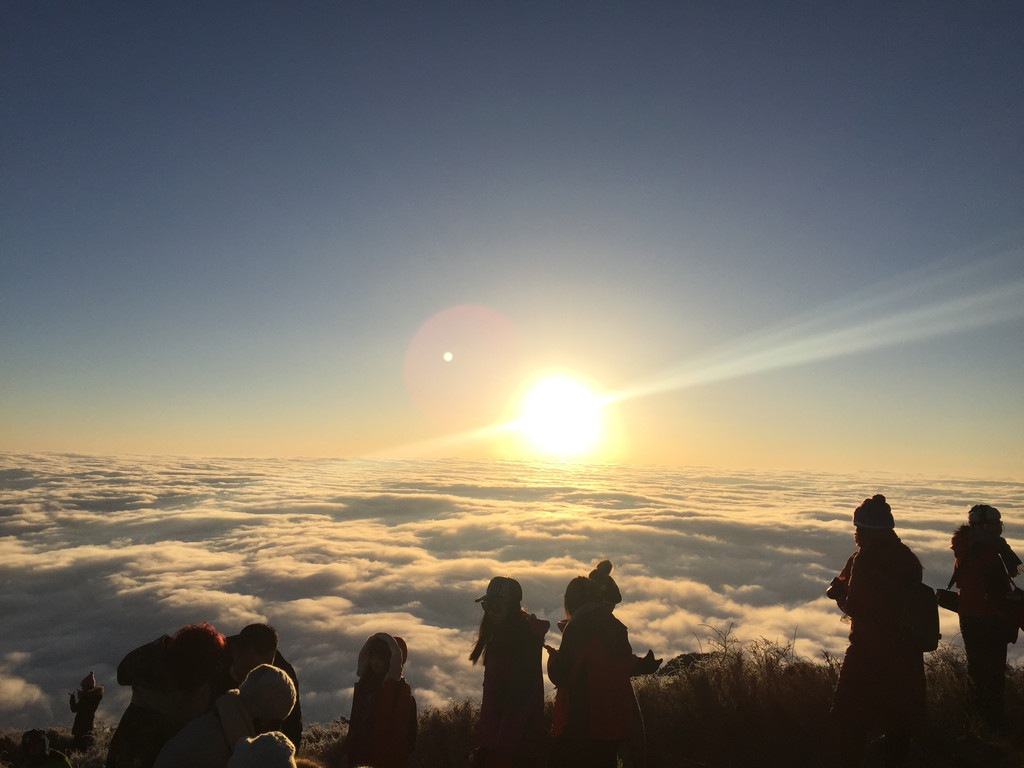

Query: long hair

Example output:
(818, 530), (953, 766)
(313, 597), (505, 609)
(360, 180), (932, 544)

(469, 602), (532, 665)
(469, 611), (497, 665)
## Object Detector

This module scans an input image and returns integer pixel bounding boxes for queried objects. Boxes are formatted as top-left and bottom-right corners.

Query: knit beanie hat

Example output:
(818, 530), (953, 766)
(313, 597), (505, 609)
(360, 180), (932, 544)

(81, 671), (96, 691)
(853, 494), (894, 529)
(227, 732), (296, 768)
(238, 664), (296, 721)
(588, 559), (622, 607)
(968, 504), (1001, 526)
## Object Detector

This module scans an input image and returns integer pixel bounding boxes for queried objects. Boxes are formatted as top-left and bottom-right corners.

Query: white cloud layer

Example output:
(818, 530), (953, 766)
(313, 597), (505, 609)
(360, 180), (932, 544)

(2, 453), (1022, 731)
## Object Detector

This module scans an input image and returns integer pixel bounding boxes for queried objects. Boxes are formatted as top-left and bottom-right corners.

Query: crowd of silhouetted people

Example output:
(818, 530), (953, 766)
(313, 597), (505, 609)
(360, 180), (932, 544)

(11, 498), (1022, 768)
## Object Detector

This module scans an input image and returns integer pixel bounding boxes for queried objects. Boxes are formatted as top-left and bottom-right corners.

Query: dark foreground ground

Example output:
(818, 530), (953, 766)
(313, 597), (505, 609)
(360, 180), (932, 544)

(5, 637), (1024, 768)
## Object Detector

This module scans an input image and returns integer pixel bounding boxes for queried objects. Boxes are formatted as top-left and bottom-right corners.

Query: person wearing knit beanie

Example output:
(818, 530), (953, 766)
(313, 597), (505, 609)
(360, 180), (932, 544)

(828, 494), (925, 767)
(70, 670), (104, 751)
(154, 665), (297, 768)
(227, 732), (296, 768)
(852, 494), (894, 529)
(588, 559), (622, 608)
(239, 664), (297, 724)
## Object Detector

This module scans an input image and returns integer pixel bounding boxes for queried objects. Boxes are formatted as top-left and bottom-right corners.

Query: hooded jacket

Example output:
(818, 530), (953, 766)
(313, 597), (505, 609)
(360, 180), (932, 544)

(340, 633), (417, 768)
(70, 685), (105, 736)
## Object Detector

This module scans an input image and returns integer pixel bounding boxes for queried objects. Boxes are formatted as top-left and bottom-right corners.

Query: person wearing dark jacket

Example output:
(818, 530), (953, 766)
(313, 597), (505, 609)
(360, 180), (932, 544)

(547, 577), (634, 768)
(213, 624), (304, 750)
(21, 730), (72, 768)
(153, 664), (296, 768)
(827, 494), (926, 768)
(469, 576), (549, 768)
(70, 671), (104, 751)
(105, 623), (226, 768)
(950, 503), (1021, 729)
(336, 633), (417, 768)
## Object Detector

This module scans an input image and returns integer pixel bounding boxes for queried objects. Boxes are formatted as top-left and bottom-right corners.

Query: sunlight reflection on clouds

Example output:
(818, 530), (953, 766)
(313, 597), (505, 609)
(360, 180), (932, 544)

(1, 453), (1022, 728)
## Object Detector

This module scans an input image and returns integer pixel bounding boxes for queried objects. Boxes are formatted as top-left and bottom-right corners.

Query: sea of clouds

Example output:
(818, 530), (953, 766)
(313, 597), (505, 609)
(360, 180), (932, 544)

(2, 452), (1022, 731)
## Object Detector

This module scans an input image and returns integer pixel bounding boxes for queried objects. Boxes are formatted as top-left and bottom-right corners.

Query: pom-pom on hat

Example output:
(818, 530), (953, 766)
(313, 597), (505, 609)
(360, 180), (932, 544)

(853, 494), (894, 529)
(475, 576), (523, 605)
(227, 732), (296, 768)
(968, 504), (1001, 526)
(238, 664), (296, 721)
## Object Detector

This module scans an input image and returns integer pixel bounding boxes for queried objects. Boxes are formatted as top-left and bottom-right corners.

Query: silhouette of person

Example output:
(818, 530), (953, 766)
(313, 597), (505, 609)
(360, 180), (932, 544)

(69, 670), (104, 751)
(469, 576), (549, 768)
(106, 623), (226, 768)
(587, 560), (661, 677)
(20, 731), (72, 768)
(154, 664), (296, 768)
(336, 633), (417, 768)
(216, 624), (303, 750)
(547, 576), (635, 768)
(950, 503), (1022, 730)
(827, 495), (925, 768)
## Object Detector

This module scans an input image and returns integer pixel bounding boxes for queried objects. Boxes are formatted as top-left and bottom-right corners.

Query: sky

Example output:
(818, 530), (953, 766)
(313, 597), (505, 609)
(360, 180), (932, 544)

(2, 2), (1023, 477)
(4, 453), (1023, 730)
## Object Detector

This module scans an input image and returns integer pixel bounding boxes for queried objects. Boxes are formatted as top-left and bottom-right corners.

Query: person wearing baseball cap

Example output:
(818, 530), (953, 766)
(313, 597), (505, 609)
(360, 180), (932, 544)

(469, 576), (549, 768)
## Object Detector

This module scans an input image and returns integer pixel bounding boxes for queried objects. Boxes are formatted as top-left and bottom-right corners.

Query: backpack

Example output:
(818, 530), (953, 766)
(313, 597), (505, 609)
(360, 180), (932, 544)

(899, 581), (941, 652)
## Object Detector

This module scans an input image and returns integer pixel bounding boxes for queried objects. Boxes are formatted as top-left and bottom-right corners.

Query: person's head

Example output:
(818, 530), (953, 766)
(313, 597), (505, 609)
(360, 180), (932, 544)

(227, 732), (296, 768)
(232, 624), (279, 683)
(21, 730), (48, 760)
(564, 575), (603, 618)
(475, 576), (522, 624)
(168, 622), (226, 691)
(588, 559), (622, 608)
(469, 577), (524, 664)
(80, 671), (96, 691)
(968, 504), (1002, 535)
(238, 664), (296, 734)
(357, 633), (407, 681)
(852, 494), (894, 545)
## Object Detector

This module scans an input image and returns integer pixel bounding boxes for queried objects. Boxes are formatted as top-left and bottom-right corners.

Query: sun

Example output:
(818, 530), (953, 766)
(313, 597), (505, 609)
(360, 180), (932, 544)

(516, 374), (605, 457)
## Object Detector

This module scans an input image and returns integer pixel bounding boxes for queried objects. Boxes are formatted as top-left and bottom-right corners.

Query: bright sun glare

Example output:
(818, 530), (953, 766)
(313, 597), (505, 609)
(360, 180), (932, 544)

(517, 375), (604, 457)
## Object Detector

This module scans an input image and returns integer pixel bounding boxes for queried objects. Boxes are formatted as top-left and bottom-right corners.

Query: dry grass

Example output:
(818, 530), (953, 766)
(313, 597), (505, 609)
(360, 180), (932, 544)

(6, 628), (1024, 768)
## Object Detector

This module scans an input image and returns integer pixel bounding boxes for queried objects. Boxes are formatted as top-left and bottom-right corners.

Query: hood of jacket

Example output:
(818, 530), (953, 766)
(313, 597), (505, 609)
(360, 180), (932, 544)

(357, 632), (407, 681)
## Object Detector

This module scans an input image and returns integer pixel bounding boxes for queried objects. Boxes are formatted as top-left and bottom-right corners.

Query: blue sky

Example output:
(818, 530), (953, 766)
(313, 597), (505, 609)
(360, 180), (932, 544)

(2, 2), (1022, 476)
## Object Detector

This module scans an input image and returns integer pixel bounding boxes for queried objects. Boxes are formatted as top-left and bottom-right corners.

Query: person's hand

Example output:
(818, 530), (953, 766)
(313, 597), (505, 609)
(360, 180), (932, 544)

(826, 577), (846, 601)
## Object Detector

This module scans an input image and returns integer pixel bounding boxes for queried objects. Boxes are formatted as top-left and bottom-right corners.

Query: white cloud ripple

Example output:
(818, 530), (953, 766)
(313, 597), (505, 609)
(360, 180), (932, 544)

(1, 454), (1022, 730)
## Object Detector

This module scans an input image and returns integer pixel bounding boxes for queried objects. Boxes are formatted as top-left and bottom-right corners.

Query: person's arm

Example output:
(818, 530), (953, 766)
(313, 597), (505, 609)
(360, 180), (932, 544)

(117, 636), (169, 686)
